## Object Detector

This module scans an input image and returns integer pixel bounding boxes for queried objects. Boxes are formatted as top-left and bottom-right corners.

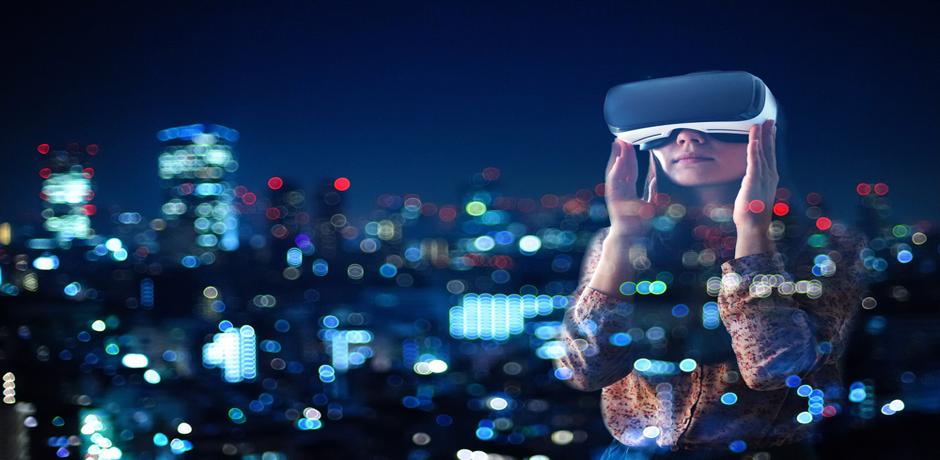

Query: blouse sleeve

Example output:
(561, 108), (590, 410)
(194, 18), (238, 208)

(716, 229), (870, 391)
(552, 227), (642, 392)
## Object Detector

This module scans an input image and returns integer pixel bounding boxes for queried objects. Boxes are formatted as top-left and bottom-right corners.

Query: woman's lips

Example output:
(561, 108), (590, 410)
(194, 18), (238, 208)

(674, 157), (712, 164)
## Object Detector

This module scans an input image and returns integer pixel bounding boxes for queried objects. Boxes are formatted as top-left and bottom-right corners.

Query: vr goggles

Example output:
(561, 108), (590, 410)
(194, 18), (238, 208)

(603, 70), (777, 151)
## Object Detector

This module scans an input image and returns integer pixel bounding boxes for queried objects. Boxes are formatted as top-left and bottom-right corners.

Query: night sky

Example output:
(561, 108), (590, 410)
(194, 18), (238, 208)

(2, 1), (938, 229)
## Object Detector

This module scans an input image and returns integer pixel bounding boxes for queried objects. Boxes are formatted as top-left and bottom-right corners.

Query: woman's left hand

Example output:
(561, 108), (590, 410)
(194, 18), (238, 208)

(732, 119), (779, 233)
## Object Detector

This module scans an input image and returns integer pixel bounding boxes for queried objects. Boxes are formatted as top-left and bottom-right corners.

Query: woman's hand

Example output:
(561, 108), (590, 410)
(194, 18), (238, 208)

(605, 139), (657, 238)
(732, 119), (779, 255)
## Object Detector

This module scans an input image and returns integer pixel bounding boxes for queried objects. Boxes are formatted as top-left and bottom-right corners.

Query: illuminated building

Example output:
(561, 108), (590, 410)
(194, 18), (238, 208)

(265, 177), (314, 276)
(37, 142), (98, 244)
(202, 324), (257, 383)
(266, 176), (310, 240)
(0, 398), (33, 460)
(322, 329), (373, 372)
(419, 238), (450, 268)
(78, 410), (123, 459)
(448, 293), (567, 340)
(156, 124), (240, 265)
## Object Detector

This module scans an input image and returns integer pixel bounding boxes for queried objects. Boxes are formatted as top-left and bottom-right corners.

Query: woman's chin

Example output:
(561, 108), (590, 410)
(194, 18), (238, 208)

(671, 175), (717, 187)
(671, 173), (742, 188)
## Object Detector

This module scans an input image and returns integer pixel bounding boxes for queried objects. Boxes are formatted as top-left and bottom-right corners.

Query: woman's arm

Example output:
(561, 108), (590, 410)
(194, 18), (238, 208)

(717, 229), (870, 391)
(552, 226), (642, 392)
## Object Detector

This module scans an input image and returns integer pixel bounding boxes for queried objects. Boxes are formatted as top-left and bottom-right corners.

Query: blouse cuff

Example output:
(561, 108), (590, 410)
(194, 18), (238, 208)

(721, 250), (789, 278)
(578, 285), (626, 309)
(719, 251), (793, 299)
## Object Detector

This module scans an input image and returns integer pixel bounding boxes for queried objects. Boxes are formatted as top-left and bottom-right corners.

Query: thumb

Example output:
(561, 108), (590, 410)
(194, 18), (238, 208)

(646, 176), (658, 203)
(646, 150), (658, 203)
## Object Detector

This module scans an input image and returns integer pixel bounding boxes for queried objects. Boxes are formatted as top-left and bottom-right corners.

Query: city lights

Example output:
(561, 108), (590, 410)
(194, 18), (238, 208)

(158, 124), (240, 261)
(0, 114), (925, 459)
(202, 324), (257, 383)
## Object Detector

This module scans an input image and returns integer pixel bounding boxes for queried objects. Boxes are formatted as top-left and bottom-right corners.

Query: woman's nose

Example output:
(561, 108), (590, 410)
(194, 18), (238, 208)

(675, 129), (706, 146)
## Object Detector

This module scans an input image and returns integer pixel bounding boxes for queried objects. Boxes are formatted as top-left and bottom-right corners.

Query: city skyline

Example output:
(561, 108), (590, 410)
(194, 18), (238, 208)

(2, 3), (938, 458)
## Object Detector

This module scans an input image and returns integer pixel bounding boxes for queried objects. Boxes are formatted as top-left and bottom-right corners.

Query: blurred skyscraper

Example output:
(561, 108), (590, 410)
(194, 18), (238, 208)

(37, 142), (97, 245)
(0, 400), (33, 460)
(265, 176), (311, 242)
(156, 124), (240, 266)
(313, 177), (349, 259)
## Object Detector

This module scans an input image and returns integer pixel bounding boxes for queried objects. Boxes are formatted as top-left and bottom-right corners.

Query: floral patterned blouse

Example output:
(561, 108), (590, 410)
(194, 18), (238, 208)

(553, 224), (869, 451)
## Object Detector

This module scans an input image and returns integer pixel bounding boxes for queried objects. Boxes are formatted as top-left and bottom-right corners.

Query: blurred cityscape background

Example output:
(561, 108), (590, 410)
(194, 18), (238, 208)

(2, 2), (939, 459)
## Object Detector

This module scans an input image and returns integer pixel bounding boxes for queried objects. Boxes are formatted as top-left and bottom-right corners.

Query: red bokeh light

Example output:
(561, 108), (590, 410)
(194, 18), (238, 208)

(873, 182), (889, 196)
(747, 199), (766, 214)
(267, 176), (284, 190)
(86, 144), (99, 155)
(270, 224), (289, 239)
(482, 167), (501, 181)
(563, 199), (586, 215)
(855, 182), (872, 196)
(540, 194), (559, 208)
(39, 168), (52, 179)
(492, 255), (513, 269)
(438, 206), (457, 222)
(242, 192), (257, 205)
(265, 207), (281, 220)
(772, 202), (790, 216)
(334, 177), (350, 191)
(37, 144), (50, 155)
(652, 192), (671, 206)
(82, 167), (95, 179)
(816, 216), (832, 231)
(83, 204), (97, 216)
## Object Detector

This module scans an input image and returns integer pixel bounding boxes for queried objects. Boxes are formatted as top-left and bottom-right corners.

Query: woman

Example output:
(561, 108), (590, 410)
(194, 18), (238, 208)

(553, 115), (870, 459)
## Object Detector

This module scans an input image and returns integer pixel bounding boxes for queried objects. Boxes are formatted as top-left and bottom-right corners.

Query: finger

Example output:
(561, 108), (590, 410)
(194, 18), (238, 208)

(609, 155), (638, 200)
(756, 123), (765, 170)
(608, 142), (638, 200)
(646, 176), (657, 203)
(606, 141), (620, 178)
(763, 119), (778, 176)
(618, 140), (638, 185)
(648, 150), (658, 183)
(746, 123), (760, 179)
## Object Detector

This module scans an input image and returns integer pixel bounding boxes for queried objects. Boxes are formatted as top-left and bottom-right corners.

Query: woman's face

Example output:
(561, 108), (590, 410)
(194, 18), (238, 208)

(650, 129), (748, 186)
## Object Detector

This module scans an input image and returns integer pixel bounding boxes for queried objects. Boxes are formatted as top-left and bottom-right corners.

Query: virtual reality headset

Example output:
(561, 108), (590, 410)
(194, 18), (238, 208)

(603, 70), (777, 151)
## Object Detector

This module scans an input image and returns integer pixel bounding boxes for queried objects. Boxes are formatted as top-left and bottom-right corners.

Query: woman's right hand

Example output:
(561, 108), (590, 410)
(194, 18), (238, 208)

(604, 139), (658, 238)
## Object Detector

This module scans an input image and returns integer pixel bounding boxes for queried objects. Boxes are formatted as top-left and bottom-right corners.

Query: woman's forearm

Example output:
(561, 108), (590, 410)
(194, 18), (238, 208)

(587, 231), (636, 300)
(735, 225), (776, 258)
